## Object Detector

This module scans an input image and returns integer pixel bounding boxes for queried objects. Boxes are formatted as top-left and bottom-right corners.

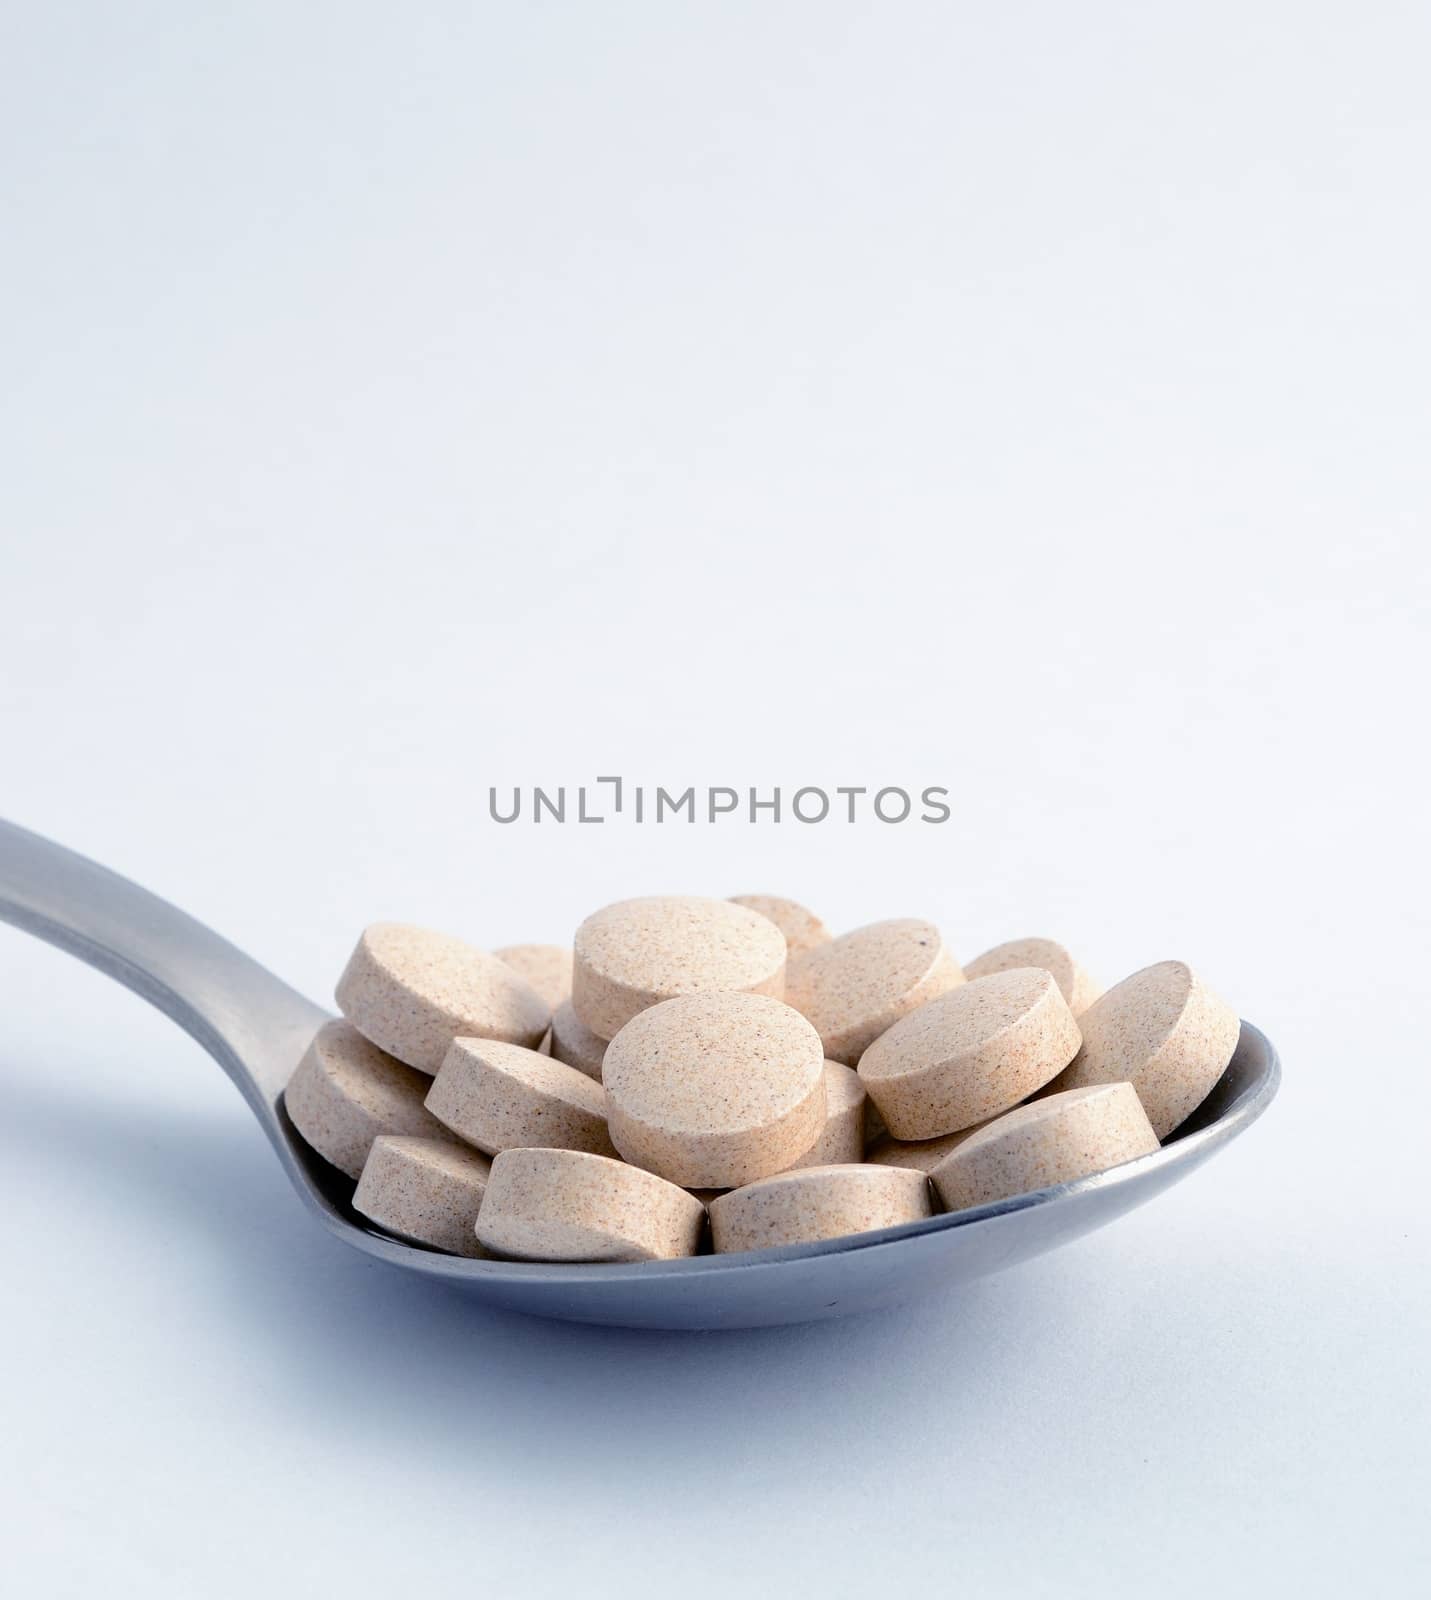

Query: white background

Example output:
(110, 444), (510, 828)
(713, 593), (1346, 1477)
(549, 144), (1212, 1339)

(2, 4), (1428, 1595)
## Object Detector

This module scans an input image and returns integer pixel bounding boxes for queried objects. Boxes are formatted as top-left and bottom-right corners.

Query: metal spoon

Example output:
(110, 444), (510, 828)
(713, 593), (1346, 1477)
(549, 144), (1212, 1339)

(0, 818), (1279, 1330)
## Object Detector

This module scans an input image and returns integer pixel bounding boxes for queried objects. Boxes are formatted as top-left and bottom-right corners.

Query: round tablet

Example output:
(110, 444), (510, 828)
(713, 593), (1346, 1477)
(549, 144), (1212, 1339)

(857, 967), (1082, 1140)
(602, 992), (826, 1188)
(780, 1061), (867, 1171)
(964, 936), (1101, 1016)
(548, 998), (608, 1081)
(571, 896), (787, 1040)
(425, 1038), (617, 1159)
(932, 1083), (1160, 1212)
(353, 1135), (493, 1257)
(475, 1148), (706, 1263)
(865, 1121), (995, 1174)
(1047, 960), (1240, 1138)
(494, 943), (573, 1011)
(728, 894), (832, 956)
(285, 1019), (453, 1179)
(709, 1164), (932, 1253)
(784, 918), (964, 1065)
(336, 923), (551, 1073)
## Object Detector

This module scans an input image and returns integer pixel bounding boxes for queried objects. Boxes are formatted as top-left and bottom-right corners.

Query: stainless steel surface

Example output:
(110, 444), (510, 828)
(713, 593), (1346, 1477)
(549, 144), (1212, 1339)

(0, 817), (1280, 1329)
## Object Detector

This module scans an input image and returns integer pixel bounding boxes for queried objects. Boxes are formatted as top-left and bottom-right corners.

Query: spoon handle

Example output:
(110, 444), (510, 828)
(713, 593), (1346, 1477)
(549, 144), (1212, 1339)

(0, 818), (327, 1117)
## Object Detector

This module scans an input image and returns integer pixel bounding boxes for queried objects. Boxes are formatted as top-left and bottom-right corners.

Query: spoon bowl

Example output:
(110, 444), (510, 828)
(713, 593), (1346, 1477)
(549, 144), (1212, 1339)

(0, 819), (1279, 1329)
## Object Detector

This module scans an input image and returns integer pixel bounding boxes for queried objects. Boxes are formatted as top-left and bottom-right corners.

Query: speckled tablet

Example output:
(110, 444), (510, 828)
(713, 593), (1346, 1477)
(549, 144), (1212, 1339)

(1045, 960), (1241, 1138)
(932, 1083), (1159, 1212)
(709, 1163), (932, 1253)
(964, 936), (1101, 1016)
(781, 1060), (867, 1171)
(336, 923), (550, 1073)
(728, 895), (832, 956)
(475, 1148), (706, 1263)
(783, 918), (964, 1065)
(864, 1121), (995, 1174)
(353, 1135), (492, 1257)
(601, 992), (826, 1188)
(494, 943), (573, 1011)
(857, 967), (1081, 1140)
(548, 998), (608, 1080)
(285, 1018), (453, 1179)
(425, 1037), (616, 1158)
(572, 895), (787, 1040)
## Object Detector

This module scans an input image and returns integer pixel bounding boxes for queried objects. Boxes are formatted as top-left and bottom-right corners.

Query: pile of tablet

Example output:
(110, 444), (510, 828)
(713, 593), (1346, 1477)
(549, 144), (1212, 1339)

(285, 896), (1240, 1262)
